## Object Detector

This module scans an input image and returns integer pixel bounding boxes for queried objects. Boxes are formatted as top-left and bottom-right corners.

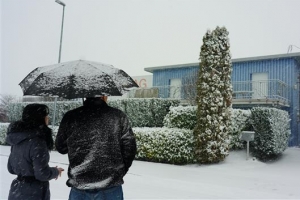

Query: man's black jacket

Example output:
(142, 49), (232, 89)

(55, 98), (136, 190)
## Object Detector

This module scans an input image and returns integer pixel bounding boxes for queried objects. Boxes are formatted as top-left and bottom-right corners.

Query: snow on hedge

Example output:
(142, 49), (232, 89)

(163, 106), (197, 129)
(163, 106), (251, 150)
(1, 102), (291, 164)
(7, 98), (180, 127)
(228, 109), (252, 149)
(250, 107), (291, 161)
(0, 123), (9, 145)
(7, 101), (82, 126)
(133, 127), (195, 164)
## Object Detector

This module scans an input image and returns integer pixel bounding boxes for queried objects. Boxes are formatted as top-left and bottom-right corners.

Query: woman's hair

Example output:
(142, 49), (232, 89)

(22, 104), (53, 150)
(22, 104), (49, 125)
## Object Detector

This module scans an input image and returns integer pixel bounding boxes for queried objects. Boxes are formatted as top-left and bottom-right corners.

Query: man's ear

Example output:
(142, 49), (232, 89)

(101, 96), (108, 102)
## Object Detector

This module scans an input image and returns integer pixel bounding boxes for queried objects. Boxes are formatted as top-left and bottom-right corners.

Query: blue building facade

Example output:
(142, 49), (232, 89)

(144, 52), (300, 146)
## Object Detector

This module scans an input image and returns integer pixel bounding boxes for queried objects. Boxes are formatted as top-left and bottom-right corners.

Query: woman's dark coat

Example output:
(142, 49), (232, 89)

(55, 98), (137, 190)
(6, 122), (59, 200)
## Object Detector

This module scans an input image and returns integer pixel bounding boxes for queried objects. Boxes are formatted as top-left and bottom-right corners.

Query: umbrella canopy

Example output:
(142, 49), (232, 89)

(19, 60), (139, 99)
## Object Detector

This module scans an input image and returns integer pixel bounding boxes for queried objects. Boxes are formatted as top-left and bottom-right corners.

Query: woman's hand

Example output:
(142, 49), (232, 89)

(55, 166), (65, 180)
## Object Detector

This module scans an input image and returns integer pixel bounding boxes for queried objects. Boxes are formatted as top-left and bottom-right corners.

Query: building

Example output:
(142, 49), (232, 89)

(144, 52), (300, 146)
(110, 75), (153, 99)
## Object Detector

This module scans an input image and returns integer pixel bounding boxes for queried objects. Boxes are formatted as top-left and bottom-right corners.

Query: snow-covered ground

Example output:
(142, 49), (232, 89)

(0, 145), (299, 200)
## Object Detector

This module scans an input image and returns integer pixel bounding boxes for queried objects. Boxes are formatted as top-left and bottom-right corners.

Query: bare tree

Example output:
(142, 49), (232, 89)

(182, 71), (198, 105)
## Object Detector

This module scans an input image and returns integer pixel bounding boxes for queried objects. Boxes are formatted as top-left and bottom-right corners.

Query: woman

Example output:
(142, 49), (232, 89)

(6, 103), (64, 200)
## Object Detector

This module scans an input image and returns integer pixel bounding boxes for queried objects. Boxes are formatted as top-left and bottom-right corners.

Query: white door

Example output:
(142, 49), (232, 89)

(252, 73), (268, 99)
(170, 79), (181, 98)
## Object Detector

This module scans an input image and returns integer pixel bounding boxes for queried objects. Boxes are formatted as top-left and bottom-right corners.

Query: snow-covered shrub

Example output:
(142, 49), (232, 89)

(124, 98), (154, 127)
(250, 107), (290, 161)
(6, 102), (25, 123)
(163, 106), (197, 129)
(0, 123), (59, 147)
(194, 26), (232, 163)
(112, 98), (180, 127)
(163, 105), (251, 149)
(228, 109), (252, 149)
(7, 101), (82, 126)
(0, 94), (16, 122)
(133, 127), (195, 164)
(151, 99), (181, 127)
(0, 123), (9, 145)
(7, 99), (179, 127)
(107, 99), (126, 112)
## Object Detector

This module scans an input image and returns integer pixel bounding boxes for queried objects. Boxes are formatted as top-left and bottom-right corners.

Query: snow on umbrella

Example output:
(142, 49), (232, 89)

(19, 60), (139, 99)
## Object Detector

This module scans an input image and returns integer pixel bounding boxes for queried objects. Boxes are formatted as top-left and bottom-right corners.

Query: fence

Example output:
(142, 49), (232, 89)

(128, 79), (290, 105)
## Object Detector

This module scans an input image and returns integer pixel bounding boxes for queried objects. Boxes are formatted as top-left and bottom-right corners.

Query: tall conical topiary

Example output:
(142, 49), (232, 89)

(194, 26), (232, 163)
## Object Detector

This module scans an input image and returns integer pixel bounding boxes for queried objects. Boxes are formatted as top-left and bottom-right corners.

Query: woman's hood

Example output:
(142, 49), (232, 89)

(6, 121), (44, 145)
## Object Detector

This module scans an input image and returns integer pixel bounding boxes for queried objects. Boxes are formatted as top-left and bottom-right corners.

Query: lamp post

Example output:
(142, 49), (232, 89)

(53, 0), (65, 127)
(55, 0), (65, 63)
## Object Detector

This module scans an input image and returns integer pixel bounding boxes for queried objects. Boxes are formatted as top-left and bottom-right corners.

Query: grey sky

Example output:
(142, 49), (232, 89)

(1, 0), (300, 96)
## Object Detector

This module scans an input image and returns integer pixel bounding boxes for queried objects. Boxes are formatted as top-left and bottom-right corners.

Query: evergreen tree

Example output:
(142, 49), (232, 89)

(194, 26), (232, 163)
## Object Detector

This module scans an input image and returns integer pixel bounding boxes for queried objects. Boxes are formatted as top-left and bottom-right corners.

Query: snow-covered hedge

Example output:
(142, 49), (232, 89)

(1, 106), (291, 164)
(163, 106), (197, 129)
(123, 98), (179, 127)
(0, 123), (58, 146)
(7, 99), (180, 127)
(7, 101), (82, 126)
(250, 107), (290, 161)
(163, 106), (252, 149)
(133, 127), (195, 164)
(1, 124), (196, 165)
(228, 109), (252, 150)
(0, 123), (9, 145)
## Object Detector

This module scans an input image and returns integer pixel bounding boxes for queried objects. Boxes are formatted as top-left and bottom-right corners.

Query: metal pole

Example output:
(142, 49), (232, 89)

(246, 141), (250, 160)
(58, 5), (65, 63)
(53, 0), (66, 127)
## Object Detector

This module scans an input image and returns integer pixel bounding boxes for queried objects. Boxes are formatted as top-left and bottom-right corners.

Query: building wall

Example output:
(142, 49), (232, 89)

(233, 58), (299, 146)
(150, 57), (300, 146)
(153, 67), (198, 86)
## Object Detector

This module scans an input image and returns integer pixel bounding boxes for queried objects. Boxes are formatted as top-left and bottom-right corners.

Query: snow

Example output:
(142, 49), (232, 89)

(1, 145), (299, 200)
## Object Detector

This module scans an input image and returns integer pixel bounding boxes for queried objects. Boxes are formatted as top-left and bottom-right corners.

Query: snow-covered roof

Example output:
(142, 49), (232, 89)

(144, 52), (300, 73)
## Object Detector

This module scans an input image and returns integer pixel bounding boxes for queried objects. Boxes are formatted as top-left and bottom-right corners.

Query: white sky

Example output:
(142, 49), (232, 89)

(1, 0), (300, 96)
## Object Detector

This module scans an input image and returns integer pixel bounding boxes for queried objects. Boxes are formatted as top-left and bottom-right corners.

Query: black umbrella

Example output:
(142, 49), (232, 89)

(19, 60), (139, 99)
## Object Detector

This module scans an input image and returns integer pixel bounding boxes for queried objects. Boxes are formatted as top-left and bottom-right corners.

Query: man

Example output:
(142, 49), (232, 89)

(55, 96), (136, 200)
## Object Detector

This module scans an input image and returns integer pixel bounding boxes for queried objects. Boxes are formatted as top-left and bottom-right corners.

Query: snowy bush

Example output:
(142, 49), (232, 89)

(194, 26), (233, 164)
(7, 99), (180, 127)
(228, 109), (252, 149)
(0, 94), (17, 122)
(163, 106), (197, 129)
(250, 107), (290, 161)
(133, 127), (195, 164)
(124, 99), (155, 127)
(0, 123), (9, 145)
(163, 105), (251, 149)
(111, 98), (179, 127)
(7, 101), (82, 126)
(107, 99), (126, 112)
(0, 123), (58, 147)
